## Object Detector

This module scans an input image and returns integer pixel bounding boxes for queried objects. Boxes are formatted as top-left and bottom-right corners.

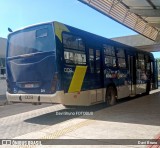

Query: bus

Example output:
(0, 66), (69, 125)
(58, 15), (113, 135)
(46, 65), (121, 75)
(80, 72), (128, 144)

(6, 21), (158, 106)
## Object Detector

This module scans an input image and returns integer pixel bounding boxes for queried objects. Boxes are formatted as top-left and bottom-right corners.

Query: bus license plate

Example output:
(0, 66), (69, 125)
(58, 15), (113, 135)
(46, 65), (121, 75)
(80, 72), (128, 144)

(24, 84), (34, 88)
(25, 95), (33, 100)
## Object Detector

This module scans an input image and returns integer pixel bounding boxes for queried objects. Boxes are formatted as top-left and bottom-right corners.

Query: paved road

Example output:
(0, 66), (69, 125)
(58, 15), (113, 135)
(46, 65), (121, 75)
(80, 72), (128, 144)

(0, 103), (58, 138)
(0, 93), (159, 148)
(0, 101), (108, 139)
(0, 103), (53, 118)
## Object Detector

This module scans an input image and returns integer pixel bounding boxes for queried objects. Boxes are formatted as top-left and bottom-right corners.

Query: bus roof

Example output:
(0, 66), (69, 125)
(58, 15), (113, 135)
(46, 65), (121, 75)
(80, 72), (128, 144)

(7, 21), (154, 59)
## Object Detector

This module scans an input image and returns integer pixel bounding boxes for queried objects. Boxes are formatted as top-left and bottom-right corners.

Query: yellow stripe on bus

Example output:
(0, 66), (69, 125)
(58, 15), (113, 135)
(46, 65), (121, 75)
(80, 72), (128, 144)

(68, 66), (87, 93)
(54, 22), (69, 42)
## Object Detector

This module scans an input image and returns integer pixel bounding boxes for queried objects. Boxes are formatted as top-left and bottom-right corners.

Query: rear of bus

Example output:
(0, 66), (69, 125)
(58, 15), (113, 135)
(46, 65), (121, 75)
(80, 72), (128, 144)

(6, 22), (61, 103)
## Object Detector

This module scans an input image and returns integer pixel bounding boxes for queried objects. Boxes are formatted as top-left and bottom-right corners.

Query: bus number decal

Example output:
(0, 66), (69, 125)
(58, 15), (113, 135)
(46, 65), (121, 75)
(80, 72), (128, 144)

(64, 68), (74, 73)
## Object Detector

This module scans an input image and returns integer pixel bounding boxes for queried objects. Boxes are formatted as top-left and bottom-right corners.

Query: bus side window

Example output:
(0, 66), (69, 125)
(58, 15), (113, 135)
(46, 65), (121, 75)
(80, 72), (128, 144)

(96, 50), (101, 74)
(74, 53), (86, 65)
(137, 53), (146, 80)
(103, 44), (116, 67)
(137, 54), (145, 70)
(64, 51), (74, 64)
(89, 48), (94, 73)
(117, 48), (126, 68)
(62, 33), (86, 65)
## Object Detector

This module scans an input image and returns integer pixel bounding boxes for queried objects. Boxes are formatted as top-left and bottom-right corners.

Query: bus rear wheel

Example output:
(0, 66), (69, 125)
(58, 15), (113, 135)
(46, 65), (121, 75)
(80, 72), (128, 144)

(106, 86), (117, 106)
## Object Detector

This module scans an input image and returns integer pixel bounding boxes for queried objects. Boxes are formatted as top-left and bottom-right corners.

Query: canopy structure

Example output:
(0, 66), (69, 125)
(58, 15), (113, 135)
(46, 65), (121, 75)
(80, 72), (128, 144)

(112, 34), (160, 52)
(79, 0), (160, 42)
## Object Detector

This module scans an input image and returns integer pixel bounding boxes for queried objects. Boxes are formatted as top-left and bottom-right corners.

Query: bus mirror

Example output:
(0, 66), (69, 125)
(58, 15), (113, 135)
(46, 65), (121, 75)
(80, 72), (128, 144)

(8, 27), (13, 32)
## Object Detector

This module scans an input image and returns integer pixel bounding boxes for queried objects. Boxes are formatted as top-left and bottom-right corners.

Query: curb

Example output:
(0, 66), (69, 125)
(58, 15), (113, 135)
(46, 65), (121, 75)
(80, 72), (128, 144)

(0, 100), (13, 106)
(0, 100), (8, 106)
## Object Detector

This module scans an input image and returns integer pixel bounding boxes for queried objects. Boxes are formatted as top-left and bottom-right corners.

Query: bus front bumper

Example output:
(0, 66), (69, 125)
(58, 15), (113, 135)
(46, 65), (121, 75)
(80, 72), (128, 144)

(6, 91), (64, 104)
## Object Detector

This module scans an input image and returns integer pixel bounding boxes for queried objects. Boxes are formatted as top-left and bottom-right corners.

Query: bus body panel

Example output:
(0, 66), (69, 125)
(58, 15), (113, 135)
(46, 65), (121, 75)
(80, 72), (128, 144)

(6, 24), (59, 95)
(6, 52), (56, 94)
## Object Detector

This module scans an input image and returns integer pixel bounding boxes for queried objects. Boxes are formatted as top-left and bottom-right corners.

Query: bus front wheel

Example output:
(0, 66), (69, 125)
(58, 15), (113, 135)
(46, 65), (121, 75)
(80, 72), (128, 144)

(106, 86), (117, 106)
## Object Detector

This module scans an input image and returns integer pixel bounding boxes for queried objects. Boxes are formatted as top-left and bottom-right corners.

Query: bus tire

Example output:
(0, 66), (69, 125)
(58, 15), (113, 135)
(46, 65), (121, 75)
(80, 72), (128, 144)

(145, 81), (150, 95)
(63, 105), (76, 108)
(106, 86), (117, 106)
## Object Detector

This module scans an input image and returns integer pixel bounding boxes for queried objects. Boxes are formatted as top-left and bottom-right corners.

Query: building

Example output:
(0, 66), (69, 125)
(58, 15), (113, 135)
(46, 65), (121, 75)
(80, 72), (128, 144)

(0, 37), (7, 75)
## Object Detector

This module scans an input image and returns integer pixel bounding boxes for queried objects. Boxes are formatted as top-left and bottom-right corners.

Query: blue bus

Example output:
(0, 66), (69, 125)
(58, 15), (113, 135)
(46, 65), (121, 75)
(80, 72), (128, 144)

(6, 21), (158, 106)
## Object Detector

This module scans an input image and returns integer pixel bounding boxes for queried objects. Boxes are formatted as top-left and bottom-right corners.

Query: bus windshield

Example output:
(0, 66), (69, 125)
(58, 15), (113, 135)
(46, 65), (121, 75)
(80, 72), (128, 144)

(8, 24), (54, 57)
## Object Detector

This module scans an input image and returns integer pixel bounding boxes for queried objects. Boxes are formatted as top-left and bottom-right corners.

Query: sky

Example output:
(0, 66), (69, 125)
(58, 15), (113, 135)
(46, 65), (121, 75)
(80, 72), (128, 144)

(0, 0), (137, 38)
(0, 0), (159, 58)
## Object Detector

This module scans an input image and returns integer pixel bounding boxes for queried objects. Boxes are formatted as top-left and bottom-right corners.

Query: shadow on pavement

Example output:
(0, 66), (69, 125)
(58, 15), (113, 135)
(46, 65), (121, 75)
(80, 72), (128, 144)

(24, 103), (107, 125)
(25, 93), (160, 127)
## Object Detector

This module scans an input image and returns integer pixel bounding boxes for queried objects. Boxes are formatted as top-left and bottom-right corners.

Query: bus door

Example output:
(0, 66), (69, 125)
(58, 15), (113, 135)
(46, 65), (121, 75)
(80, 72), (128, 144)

(89, 48), (103, 103)
(154, 59), (158, 89)
(145, 55), (152, 93)
(128, 55), (136, 96)
(136, 53), (147, 94)
(150, 59), (158, 90)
